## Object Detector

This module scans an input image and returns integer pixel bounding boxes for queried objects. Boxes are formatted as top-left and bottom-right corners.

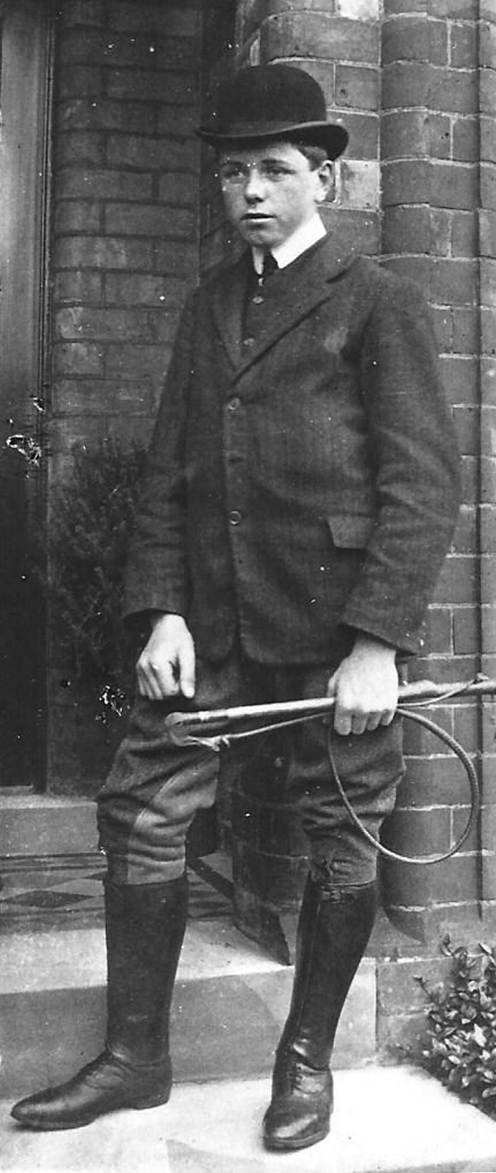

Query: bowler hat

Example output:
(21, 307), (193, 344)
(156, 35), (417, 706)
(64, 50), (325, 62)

(196, 64), (348, 160)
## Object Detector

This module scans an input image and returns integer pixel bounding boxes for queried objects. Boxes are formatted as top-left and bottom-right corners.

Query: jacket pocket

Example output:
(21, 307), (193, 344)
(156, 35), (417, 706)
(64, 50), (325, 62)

(327, 514), (375, 549)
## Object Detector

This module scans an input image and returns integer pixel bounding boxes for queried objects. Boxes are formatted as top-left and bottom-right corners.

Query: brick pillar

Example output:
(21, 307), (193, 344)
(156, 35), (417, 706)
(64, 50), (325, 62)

(379, 0), (483, 940)
(230, 0), (382, 960)
(479, 2), (496, 926)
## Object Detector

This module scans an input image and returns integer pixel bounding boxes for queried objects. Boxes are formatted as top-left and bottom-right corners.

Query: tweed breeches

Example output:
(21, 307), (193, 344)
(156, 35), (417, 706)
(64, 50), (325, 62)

(97, 649), (404, 888)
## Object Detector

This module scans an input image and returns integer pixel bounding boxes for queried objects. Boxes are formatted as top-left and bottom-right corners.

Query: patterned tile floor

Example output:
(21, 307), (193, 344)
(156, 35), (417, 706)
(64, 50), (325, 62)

(0, 852), (232, 932)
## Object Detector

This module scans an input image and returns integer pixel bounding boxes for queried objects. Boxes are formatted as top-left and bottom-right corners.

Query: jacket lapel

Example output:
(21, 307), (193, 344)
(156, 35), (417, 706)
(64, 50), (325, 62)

(211, 251), (252, 371)
(211, 236), (354, 380)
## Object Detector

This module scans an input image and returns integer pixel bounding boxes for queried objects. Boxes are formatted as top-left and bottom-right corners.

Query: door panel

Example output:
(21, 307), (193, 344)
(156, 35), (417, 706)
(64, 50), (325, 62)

(0, 0), (51, 786)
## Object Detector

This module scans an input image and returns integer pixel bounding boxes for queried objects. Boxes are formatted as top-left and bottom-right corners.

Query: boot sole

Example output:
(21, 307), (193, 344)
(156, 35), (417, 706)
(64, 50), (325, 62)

(263, 1123), (330, 1152)
(11, 1089), (171, 1131)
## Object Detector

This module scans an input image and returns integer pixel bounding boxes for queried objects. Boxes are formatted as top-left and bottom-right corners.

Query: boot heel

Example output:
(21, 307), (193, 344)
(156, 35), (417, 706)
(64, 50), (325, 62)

(131, 1087), (171, 1110)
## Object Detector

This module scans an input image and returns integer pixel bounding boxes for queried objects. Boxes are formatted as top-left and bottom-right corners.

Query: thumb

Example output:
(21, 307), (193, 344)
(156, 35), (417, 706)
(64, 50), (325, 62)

(323, 671), (338, 725)
(178, 639), (196, 699)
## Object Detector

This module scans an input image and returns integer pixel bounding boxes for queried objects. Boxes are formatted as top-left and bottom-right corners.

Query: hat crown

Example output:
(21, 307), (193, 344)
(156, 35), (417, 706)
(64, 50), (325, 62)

(215, 65), (327, 130)
(197, 64), (349, 161)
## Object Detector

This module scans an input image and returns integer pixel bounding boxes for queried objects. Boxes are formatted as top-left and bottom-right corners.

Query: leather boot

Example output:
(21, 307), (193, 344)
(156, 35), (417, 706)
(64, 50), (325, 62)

(263, 875), (377, 1151)
(11, 874), (188, 1130)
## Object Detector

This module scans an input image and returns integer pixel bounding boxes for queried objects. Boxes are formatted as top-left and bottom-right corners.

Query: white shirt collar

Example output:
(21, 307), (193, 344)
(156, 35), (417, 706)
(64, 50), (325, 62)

(252, 214), (326, 275)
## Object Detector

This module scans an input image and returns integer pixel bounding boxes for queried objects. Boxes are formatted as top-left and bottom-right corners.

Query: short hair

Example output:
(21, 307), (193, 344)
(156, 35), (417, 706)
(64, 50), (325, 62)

(215, 141), (330, 169)
(289, 142), (330, 169)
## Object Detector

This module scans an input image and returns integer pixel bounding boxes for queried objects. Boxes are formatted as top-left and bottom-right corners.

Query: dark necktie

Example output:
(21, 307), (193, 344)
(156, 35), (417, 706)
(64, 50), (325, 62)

(261, 251), (278, 283)
(243, 252), (278, 340)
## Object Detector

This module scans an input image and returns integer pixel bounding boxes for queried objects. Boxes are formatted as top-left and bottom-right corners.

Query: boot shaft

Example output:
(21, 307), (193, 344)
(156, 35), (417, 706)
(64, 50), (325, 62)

(105, 874), (188, 1063)
(279, 876), (377, 1069)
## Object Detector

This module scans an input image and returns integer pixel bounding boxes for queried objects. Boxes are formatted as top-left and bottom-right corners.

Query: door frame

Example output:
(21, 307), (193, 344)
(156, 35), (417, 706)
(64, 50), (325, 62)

(0, 0), (54, 789)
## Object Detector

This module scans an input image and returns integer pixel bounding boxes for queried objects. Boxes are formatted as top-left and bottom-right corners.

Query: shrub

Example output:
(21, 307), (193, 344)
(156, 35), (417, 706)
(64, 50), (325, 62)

(45, 437), (147, 725)
(416, 936), (496, 1117)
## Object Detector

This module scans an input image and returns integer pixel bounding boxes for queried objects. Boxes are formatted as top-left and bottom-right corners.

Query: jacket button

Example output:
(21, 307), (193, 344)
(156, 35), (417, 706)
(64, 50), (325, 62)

(228, 397), (241, 411)
(229, 510), (242, 525)
(242, 336), (255, 348)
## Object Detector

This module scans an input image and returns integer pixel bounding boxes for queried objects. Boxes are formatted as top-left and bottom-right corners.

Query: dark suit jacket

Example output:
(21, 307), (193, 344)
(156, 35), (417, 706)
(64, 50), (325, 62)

(123, 236), (461, 663)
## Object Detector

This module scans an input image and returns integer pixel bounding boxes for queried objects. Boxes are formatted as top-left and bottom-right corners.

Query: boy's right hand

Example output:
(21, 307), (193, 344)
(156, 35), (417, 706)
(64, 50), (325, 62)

(136, 613), (196, 701)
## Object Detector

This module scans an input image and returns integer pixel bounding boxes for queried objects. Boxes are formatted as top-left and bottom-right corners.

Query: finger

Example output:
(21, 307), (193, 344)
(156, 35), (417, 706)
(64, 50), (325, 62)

(149, 658), (179, 699)
(136, 663), (158, 701)
(333, 707), (353, 737)
(148, 673), (167, 701)
(380, 708), (396, 727)
(138, 655), (174, 700)
(351, 714), (368, 735)
(361, 709), (386, 732)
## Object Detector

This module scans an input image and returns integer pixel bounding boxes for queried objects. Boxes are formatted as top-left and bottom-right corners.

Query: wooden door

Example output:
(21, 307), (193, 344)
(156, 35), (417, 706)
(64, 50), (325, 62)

(0, 0), (51, 787)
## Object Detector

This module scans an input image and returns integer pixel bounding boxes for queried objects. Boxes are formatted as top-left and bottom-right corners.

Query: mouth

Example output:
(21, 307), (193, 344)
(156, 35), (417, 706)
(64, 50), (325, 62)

(241, 213), (272, 222)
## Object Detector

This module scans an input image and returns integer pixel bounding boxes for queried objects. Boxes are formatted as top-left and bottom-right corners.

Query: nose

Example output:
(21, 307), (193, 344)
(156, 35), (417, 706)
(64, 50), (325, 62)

(243, 167), (265, 200)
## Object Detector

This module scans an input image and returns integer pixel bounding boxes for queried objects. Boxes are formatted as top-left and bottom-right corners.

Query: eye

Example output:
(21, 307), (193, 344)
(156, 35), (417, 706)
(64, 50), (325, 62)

(218, 163), (245, 183)
(263, 162), (291, 180)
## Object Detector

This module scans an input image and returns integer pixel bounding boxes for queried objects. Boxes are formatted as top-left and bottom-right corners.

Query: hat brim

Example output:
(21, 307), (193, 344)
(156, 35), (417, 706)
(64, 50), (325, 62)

(196, 120), (348, 161)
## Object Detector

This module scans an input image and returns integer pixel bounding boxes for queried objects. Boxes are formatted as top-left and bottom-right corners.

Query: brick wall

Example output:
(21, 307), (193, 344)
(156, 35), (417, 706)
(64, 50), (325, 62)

(378, 2), (493, 974)
(199, 0), (237, 271)
(50, 0), (201, 475)
(479, 0), (496, 934)
(47, 0), (202, 790)
(377, 0), (496, 1056)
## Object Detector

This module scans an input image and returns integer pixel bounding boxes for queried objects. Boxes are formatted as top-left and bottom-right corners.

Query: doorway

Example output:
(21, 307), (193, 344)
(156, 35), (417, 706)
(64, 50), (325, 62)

(0, 0), (52, 788)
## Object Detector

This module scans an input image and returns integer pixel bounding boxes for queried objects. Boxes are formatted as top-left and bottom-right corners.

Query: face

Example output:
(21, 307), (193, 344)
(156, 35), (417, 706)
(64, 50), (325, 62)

(217, 141), (333, 250)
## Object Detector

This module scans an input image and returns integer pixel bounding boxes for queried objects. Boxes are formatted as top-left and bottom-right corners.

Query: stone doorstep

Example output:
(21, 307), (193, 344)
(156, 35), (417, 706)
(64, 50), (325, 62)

(0, 792), (376, 1097)
(5, 1068), (496, 1173)
(4, 1068), (496, 1173)
(0, 916), (376, 1101)
(0, 794), (99, 858)
(4, 807), (496, 1172)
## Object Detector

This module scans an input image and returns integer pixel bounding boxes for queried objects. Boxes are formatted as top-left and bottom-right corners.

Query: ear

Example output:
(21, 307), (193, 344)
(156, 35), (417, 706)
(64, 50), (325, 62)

(315, 161), (334, 204)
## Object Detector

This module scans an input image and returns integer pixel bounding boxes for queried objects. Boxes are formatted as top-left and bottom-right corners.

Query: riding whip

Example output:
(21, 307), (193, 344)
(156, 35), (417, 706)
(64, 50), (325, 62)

(164, 676), (496, 867)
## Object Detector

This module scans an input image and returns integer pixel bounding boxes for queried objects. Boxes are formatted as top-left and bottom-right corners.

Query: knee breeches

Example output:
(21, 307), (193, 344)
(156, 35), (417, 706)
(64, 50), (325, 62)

(97, 653), (404, 887)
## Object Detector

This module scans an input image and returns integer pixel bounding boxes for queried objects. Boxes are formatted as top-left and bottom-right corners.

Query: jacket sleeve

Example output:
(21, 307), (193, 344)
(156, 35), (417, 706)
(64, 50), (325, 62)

(341, 271), (462, 655)
(122, 289), (197, 620)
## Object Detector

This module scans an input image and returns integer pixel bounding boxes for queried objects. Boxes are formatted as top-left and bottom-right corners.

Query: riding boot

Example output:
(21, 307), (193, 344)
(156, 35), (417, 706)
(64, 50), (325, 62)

(11, 874), (188, 1131)
(263, 874), (377, 1152)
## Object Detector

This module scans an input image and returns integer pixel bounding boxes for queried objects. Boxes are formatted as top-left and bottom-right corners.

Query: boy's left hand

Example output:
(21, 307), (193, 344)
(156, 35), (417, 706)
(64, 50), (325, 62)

(327, 635), (398, 736)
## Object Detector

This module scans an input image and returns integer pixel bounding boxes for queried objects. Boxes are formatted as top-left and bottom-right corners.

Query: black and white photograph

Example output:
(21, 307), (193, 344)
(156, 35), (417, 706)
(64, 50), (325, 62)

(1, 1), (495, 1170)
